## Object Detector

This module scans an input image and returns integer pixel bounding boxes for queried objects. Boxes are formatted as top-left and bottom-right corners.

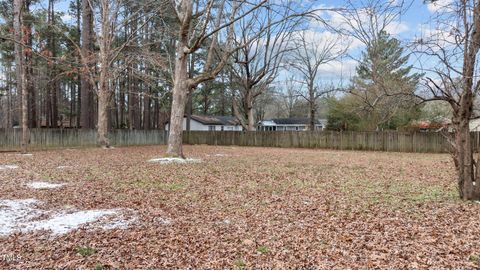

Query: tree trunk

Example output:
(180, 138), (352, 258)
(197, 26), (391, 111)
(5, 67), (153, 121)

(25, 1), (36, 128)
(75, 0), (81, 128)
(247, 104), (255, 131)
(128, 65), (138, 129)
(97, 0), (111, 147)
(166, 0), (194, 157)
(14, 0), (28, 153)
(80, 0), (93, 129)
(97, 81), (110, 147)
(244, 89), (255, 131)
(308, 83), (316, 131)
(453, 103), (480, 200)
(309, 102), (316, 131)
(166, 40), (189, 157)
(143, 88), (151, 129)
(47, 0), (58, 128)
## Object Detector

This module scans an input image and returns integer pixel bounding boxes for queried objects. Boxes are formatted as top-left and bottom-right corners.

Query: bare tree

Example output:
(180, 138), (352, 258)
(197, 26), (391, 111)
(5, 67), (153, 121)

(278, 77), (302, 118)
(333, 0), (411, 48)
(331, 0), (418, 131)
(13, 0), (28, 153)
(229, 1), (302, 131)
(412, 0), (480, 200)
(77, 0), (167, 147)
(166, 0), (270, 157)
(289, 31), (346, 130)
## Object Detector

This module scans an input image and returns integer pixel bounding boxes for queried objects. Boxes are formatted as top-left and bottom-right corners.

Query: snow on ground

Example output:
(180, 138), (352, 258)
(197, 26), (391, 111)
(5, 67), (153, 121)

(206, 153), (230, 157)
(27, 181), (65, 190)
(0, 165), (19, 170)
(148, 157), (201, 164)
(27, 209), (118, 235)
(56, 166), (72, 169)
(0, 199), (136, 236)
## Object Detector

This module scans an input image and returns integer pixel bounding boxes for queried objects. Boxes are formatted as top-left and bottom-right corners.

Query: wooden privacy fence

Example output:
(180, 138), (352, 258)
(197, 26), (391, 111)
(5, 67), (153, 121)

(1, 129), (479, 153)
(0, 129), (168, 151)
(184, 131), (480, 153)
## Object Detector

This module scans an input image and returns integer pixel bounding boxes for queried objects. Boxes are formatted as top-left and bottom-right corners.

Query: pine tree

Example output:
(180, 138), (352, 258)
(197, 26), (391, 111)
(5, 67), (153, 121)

(351, 30), (422, 130)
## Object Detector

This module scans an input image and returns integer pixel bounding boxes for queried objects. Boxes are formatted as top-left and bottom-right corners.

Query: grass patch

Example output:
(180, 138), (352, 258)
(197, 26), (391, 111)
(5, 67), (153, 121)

(76, 246), (96, 257)
(257, 246), (269, 254)
(340, 178), (458, 207)
(469, 255), (480, 264)
(233, 259), (246, 269)
(119, 180), (186, 191)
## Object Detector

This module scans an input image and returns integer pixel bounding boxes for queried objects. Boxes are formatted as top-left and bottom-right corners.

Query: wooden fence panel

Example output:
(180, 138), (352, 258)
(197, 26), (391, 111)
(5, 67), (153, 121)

(0, 129), (167, 151)
(183, 131), (463, 153)
(0, 129), (474, 153)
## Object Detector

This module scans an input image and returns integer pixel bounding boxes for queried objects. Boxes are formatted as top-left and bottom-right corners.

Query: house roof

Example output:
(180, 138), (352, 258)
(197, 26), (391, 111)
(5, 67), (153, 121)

(190, 115), (240, 126)
(259, 118), (327, 126)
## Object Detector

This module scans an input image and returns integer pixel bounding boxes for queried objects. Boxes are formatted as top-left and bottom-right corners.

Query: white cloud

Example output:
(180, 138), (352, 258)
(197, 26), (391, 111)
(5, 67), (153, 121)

(312, 5), (409, 36)
(416, 24), (457, 47)
(61, 14), (73, 22)
(317, 59), (357, 79)
(426, 0), (453, 13)
(385, 21), (409, 35)
(298, 29), (362, 52)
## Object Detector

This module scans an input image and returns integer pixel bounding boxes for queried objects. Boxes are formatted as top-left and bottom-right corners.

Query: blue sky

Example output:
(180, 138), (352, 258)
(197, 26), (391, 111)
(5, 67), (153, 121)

(22, 0), (450, 86)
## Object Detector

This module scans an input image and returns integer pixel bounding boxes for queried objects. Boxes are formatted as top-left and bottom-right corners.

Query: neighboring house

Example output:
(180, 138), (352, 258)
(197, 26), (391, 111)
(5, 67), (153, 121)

(165, 115), (243, 131)
(470, 117), (480, 131)
(407, 117), (453, 132)
(257, 118), (327, 131)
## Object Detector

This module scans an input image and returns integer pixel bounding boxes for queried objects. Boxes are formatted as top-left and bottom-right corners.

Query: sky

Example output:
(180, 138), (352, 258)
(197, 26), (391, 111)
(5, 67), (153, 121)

(5, 0), (455, 89)
(299, 0), (450, 84)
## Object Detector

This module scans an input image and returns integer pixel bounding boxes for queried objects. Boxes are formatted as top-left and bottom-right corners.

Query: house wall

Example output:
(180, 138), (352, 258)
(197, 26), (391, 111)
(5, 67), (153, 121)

(258, 124), (324, 131)
(165, 118), (242, 131)
(470, 119), (480, 131)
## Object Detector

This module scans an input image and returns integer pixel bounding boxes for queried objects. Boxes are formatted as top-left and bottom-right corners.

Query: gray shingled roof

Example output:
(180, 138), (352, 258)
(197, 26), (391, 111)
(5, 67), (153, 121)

(191, 115), (240, 125)
(268, 118), (325, 125)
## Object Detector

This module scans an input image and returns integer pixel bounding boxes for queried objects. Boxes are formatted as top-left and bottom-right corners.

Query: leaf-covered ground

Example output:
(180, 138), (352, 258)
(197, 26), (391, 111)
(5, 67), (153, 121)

(0, 145), (479, 269)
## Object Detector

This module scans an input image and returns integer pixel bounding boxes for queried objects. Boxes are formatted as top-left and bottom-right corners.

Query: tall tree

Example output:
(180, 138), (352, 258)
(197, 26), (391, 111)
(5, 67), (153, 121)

(46, 0), (58, 128)
(230, 1), (301, 131)
(80, 0), (94, 129)
(14, 0), (28, 153)
(166, 0), (315, 157)
(289, 31), (346, 131)
(350, 31), (422, 130)
(413, 0), (480, 200)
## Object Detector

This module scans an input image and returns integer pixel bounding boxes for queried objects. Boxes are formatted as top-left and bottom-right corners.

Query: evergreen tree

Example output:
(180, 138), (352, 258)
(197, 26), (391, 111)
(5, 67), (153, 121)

(351, 30), (423, 130)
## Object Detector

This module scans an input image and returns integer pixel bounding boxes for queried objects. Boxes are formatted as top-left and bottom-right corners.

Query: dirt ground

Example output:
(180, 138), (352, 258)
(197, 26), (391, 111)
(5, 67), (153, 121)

(0, 145), (479, 269)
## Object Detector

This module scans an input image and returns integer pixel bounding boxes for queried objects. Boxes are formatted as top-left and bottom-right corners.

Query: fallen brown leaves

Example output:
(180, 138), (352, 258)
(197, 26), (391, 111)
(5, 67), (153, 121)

(0, 145), (479, 269)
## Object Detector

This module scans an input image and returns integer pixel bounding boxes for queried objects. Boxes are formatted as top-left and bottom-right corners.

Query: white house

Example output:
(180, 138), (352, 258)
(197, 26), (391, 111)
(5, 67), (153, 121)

(257, 118), (328, 131)
(165, 115), (243, 131)
(470, 117), (480, 131)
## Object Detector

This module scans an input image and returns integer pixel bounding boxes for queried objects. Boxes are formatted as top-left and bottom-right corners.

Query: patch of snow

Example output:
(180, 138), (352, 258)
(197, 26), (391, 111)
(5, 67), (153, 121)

(206, 153), (230, 157)
(27, 181), (65, 190)
(18, 153), (33, 156)
(56, 166), (71, 169)
(0, 165), (19, 170)
(0, 199), (135, 236)
(148, 157), (201, 164)
(154, 217), (172, 225)
(27, 210), (118, 235)
(101, 216), (137, 230)
(0, 199), (41, 235)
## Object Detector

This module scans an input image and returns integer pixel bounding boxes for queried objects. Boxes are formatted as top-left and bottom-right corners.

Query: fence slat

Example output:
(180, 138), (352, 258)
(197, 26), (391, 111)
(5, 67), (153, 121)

(0, 129), (467, 153)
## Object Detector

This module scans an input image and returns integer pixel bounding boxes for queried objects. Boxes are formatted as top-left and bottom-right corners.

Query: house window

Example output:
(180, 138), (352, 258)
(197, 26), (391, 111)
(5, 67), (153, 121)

(208, 126), (216, 131)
